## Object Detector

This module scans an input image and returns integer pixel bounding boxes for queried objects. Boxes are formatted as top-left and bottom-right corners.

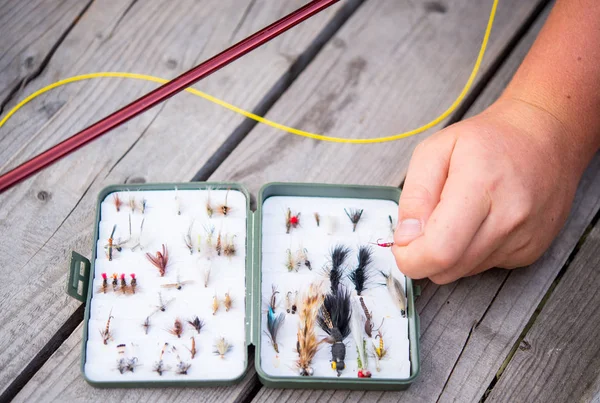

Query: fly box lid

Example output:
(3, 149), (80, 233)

(67, 182), (420, 390)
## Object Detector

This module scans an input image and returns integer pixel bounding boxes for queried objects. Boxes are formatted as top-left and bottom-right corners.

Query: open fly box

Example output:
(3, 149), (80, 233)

(67, 182), (420, 390)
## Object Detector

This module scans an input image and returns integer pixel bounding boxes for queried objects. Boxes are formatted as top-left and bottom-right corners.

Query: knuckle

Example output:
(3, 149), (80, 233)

(428, 244), (459, 271)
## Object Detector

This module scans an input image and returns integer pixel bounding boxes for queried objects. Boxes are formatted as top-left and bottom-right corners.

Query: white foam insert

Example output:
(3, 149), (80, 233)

(85, 189), (247, 383)
(260, 196), (411, 379)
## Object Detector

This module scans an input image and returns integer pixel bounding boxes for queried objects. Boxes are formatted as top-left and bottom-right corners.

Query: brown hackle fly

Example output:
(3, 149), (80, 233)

(168, 318), (184, 338)
(224, 292), (233, 312)
(146, 244), (169, 276)
(153, 343), (169, 376)
(113, 193), (122, 212)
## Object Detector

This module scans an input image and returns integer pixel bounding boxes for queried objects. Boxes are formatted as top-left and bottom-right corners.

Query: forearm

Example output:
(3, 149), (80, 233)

(500, 0), (600, 171)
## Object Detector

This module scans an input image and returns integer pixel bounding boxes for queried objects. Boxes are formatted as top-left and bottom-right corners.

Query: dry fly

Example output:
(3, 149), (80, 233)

(129, 218), (145, 251)
(129, 273), (137, 294)
(223, 235), (236, 257)
(213, 337), (232, 359)
(344, 208), (364, 232)
(212, 295), (219, 315)
(202, 262), (212, 288)
(183, 221), (194, 254)
(286, 291), (298, 314)
(188, 336), (197, 359)
(187, 316), (204, 334)
(205, 187), (214, 217)
(98, 273), (109, 294)
(141, 198), (147, 214)
(314, 212), (320, 227)
(285, 208), (300, 234)
(128, 196), (137, 213)
(110, 273), (118, 292)
(168, 318), (184, 338)
(104, 225), (125, 261)
(116, 344), (138, 374)
(153, 343), (169, 376)
(296, 248), (312, 271)
(113, 193), (122, 212)
(216, 230), (222, 256)
(217, 190), (231, 216)
(116, 273), (128, 294)
(381, 270), (407, 317)
(204, 224), (215, 250)
(285, 249), (296, 272)
(100, 309), (114, 345)
(161, 275), (194, 291)
(224, 292), (233, 312)
(142, 316), (150, 335)
(154, 292), (174, 313)
(173, 346), (191, 374)
(146, 244), (169, 276)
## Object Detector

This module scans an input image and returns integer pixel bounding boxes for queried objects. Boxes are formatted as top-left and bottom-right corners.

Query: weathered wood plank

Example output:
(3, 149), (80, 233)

(485, 214), (600, 402)
(210, 0), (546, 195)
(0, 0), (91, 110)
(13, 324), (260, 403)
(0, 0), (353, 396)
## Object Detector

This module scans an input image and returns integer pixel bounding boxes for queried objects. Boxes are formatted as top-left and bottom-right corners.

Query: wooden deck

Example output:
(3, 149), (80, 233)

(1, 0), (599, 401)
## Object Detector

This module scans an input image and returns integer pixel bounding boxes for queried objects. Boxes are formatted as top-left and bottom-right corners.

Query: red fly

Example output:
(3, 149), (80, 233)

(371, 239), (394, 248)
(146, 244), (169, 276)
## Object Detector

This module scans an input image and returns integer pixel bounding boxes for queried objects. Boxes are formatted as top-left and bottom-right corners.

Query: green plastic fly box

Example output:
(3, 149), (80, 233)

(67, 182), (421, 390)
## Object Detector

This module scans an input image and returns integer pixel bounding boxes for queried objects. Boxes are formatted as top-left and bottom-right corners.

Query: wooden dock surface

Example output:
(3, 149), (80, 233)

(1, 0), (599, 401)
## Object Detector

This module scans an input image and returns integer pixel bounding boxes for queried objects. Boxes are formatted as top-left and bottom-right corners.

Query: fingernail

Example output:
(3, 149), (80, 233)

(396, 219), (422, 239)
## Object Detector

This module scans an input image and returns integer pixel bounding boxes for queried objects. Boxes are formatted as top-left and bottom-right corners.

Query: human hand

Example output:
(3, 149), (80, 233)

(391, 97), (586, 284)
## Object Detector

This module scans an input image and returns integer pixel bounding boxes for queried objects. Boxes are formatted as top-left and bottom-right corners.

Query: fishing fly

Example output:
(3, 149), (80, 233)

(381, 270), (407, 318)
(350, 297), (371, 378)
(317, 285), (352, 377)
(359, 296), (383, 338)
(142, 316), (150, 335)
(217, 189), (231, 216)
(314, 212), (320, 227)
(213, 337), (232, 359)
(168, 318), (184, 338)
(372, 239), (394, 248)
(296, 284), (323, 376)
(100, 309), (114, 345)
(269, 285), (279, 312)
(286, 291), (298, 314)
(116, 343), (138, 374)
(161, 274), (194, 291)
(172, 346), (191, 374)
(129, 217), (145, 251)
(112, 194), (122, 212)
(285, 249), (296, 272)
(212, 295), (219, 315)
(224, 292), (233, 312)
(205, 187), (214, 217)
(188, 336), (197, 359)
(348, 245), (373, 296)
(216, 230), (222, 256)
(98, 273), (108, 294)
(129, 273), (137, 294)
(296, 248), (312, 271)
(202, 261), (212, 288)
(265, 306), (285, 354)
(325, 244), (350, 294)
(285, 208), (301, 234)
(344, 208), (364, 232)
(104, 225), (126, 261)
(187, 316), (204, 334)
(223, 234), (236, 257)
(110, 273), (118, 292)
(183, 221), (194, 254)
(153, 343), (169, 376)
(174, 187), (181, 215)
(372, 329), (389, 372)
(146, 244), (169, 276)
(154, 292), (174, 313)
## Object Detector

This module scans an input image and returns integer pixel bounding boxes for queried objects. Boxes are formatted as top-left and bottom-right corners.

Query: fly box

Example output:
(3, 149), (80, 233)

(67, 182), (420, 390)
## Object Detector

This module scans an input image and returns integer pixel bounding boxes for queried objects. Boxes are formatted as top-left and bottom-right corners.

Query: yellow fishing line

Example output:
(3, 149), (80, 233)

(0, 0), (497, 144)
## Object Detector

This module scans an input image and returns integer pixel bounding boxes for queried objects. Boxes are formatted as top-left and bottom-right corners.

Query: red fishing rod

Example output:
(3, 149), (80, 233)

(0, 0), (339, 193)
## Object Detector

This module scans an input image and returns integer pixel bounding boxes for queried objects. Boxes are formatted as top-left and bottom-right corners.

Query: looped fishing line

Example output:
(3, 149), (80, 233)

(0, 0), (497, 144)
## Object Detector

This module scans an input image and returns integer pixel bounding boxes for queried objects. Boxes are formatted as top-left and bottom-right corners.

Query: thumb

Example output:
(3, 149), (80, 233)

(395, 132), (456, 245)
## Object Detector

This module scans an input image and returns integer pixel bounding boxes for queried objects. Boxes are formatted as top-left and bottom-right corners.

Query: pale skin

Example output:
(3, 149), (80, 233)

(392, 0), (600, 284)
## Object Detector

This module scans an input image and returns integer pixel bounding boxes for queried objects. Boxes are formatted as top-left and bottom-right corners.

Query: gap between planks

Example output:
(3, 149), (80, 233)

(0, 1), (365, 401)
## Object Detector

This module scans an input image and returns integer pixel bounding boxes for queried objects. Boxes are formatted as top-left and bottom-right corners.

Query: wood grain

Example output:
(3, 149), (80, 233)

(0, 0), (349, 395)
(210, 0), (546, 195)
(0, 0), (91, 110)
(486, 216), (600, 402)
